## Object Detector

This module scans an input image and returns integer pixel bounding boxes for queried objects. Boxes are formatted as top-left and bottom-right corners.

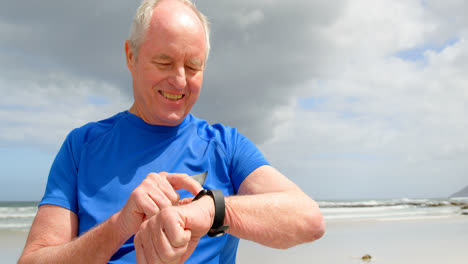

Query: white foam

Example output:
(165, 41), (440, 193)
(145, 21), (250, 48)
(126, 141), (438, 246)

(0, 214), (36, 219)
(377, 215), (451, 222)
(321, 199), (464, 222)
(0, 223), (32, 230)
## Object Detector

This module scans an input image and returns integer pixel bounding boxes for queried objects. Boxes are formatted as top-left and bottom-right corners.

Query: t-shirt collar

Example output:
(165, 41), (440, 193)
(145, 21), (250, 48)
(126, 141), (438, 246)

(123, 110), (192, 134)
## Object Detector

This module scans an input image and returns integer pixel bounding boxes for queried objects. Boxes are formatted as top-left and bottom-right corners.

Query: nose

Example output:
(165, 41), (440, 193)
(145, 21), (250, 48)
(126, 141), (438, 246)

(168, 66), (187, 89)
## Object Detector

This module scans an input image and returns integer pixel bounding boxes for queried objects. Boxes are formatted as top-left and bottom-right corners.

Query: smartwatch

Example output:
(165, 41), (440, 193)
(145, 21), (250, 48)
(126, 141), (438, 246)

(193, 189), (230, 237)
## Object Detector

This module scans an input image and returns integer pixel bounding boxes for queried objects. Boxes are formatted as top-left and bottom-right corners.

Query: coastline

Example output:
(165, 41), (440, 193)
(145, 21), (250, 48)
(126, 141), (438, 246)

(3, 216), (468, 264)
(2, 198), (467, 263)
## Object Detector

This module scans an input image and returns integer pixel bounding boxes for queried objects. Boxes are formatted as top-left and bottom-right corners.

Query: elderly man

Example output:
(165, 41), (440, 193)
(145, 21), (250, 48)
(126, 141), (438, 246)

(19, 0), (324, 263)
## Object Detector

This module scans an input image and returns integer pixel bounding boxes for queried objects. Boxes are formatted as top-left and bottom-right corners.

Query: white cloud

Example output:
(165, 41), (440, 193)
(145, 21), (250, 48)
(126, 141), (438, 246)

(0, 72), (132, 150)
(338, 2), (426, 45)
(234, 10), (265, 28)
(1, 0), (467, 199)
(259, 0), (468, 198)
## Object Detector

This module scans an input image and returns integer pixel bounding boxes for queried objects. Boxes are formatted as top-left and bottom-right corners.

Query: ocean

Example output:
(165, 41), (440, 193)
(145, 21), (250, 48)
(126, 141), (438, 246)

(1, 198), (468, 232)
(0, 201), (38, 232)
(319, 197), (468, 222)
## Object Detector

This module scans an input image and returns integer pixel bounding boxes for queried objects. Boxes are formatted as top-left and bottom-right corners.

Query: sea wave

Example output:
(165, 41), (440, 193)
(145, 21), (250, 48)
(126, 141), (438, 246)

(320, 198), (468, 222)
(0, 204), (37, 231)
(1, 198), (467, 230)
(318, 197), (468, 208)
(0, 207), (37, 218)
(0, 214), (37, 219)
(0, 223), (33, 231)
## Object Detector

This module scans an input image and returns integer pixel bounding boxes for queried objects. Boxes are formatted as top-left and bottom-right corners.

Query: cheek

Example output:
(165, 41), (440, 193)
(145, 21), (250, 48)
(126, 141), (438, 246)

(139, 64), (164, 84)
(189, 74), (203, 94)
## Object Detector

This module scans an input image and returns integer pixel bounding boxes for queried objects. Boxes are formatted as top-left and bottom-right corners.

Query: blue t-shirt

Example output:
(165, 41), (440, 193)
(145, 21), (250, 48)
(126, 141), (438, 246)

(40, 111), (269, 263)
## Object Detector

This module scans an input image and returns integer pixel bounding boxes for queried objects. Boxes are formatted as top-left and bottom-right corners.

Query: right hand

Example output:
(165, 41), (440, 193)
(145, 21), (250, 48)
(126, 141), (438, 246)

(134, 196), (215, 264)
(117, 172), (203, 236)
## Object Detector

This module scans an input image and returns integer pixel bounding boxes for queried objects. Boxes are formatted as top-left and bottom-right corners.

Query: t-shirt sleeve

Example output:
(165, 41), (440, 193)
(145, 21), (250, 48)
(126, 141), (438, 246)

(229, 132), (270, 193)
(39, 130), (80, 213)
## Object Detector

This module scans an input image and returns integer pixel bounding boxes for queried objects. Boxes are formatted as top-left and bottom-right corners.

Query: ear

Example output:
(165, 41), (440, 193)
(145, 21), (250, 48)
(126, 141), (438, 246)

(125, 40), (135, 74)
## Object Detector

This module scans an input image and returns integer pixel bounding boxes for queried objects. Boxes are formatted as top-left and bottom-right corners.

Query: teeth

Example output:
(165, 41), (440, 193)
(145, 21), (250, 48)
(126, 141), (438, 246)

(160, 91), (183, 100)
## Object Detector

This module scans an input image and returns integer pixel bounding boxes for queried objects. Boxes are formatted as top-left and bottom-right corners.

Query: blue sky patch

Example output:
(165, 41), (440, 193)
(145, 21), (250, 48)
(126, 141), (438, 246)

(298, 96), (328, 110)
(87, 95), (110, 105)
(395, 37), (460, 62)
(338, 110), (359, 119)
(299, 96), (362, 119)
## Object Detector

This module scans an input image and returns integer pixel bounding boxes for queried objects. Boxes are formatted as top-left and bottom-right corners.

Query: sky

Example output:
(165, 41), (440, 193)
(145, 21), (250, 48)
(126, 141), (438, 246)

(1, 0), (467, 201)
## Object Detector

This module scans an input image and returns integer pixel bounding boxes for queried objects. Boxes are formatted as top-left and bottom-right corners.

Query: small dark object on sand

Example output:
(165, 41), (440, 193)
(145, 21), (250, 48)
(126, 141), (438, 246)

(361, 254), (372, 262)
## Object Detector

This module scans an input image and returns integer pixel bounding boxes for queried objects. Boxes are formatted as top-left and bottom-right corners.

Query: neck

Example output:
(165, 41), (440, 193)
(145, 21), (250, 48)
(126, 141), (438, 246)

(128, 103), (185, 127)
(128, 103), (151, 124)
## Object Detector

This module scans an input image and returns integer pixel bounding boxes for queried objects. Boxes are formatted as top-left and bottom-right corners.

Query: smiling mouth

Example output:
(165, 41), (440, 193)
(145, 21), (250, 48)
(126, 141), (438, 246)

(159, 91), (184, 100)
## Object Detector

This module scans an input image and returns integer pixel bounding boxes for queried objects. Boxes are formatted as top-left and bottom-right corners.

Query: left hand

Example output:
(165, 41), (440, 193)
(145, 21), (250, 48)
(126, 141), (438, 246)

(134, 196), (215, 264)
(117, 172), (203, 237)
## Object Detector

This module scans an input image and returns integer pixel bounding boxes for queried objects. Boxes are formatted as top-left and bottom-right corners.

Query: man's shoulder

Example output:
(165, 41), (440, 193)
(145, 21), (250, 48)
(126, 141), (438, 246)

(68, 111), (127, 145)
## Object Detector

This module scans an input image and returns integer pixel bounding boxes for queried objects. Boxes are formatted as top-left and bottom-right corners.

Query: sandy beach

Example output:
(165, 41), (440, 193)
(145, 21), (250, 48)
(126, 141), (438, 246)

(237, 215), (468, 264)
(3, 215), (468, 264)
(1, 229), (27, 263)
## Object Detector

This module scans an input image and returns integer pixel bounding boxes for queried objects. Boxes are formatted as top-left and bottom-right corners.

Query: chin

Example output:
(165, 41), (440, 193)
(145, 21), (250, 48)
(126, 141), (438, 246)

(160, 113), (186, 126)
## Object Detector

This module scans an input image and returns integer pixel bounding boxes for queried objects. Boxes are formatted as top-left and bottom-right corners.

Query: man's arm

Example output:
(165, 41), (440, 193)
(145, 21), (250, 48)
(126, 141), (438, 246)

(18, 205), (129, 264)
(132, 165), (325, 263)
(224, 165), (325, 249)
(18, 172), (203, 264)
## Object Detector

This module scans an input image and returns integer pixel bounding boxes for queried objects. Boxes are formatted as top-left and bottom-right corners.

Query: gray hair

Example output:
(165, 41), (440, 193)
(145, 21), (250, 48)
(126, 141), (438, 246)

(128, 0), (211, 62)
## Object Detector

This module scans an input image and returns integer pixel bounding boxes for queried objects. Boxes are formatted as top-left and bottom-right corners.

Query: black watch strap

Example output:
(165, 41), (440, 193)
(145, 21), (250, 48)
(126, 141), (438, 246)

(193, 189), (230, 237)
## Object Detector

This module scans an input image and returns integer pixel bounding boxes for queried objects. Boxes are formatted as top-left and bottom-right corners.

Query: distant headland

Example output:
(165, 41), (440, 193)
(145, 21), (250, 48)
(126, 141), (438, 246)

(451, 185), (468, 198)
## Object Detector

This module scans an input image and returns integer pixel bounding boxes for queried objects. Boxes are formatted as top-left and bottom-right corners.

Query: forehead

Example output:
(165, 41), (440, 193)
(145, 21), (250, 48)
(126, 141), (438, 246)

(139, 2), (207, 60)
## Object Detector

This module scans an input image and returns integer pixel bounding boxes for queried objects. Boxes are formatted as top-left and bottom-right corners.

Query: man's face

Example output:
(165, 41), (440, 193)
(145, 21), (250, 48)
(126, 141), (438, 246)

(126, 3), (207, 126)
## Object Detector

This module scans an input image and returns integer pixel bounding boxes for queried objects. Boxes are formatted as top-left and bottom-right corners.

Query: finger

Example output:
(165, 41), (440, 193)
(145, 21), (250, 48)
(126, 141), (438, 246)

(144, 231), (161, 264)
(136, 221), (162, 264)
(147, 188), (173, 209)
(180, 238), (200, 264)
(146, 172), (180, 206)
(129, 188), (161, 219)
(142, 173), (179, 211)
(136, 192), (161, 219)
(156, 173), (182, 205)
(178, 197), (194, 205)
(166, 173), (203, 195)
(134, 233), (148, 264)
(155, 224), (188, 263)
(162, 211), (191, 247)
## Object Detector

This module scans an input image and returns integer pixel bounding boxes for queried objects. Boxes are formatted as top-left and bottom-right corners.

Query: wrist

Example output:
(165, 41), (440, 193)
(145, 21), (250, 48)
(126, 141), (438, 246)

(196, 196), (216, 227)
(193, 189), (229, 237)
(223, 196), (233, 228)
(111, 211), (134, 242)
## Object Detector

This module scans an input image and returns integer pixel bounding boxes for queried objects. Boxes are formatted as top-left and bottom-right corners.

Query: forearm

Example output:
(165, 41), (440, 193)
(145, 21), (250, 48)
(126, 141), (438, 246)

(224, 191), (325, 249)
(19, 212), (130, 264)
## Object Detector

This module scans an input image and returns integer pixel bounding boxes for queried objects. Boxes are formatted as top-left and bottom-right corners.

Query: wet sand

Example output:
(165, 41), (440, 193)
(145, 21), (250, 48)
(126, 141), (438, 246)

(1, 230), (27, 263)
(237, 216), (468, 264)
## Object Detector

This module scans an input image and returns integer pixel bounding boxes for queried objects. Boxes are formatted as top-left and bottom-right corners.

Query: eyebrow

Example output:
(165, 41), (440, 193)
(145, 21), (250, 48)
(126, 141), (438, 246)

(188, 58), (203, 67)
(152, 54), (203, 68)
(153, 54), (171, 61)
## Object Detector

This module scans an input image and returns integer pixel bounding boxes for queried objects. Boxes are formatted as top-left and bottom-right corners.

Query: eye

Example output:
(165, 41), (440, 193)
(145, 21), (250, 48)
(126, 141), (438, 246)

(186, 65), (201, 72)
(153, 61), (171, 67)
